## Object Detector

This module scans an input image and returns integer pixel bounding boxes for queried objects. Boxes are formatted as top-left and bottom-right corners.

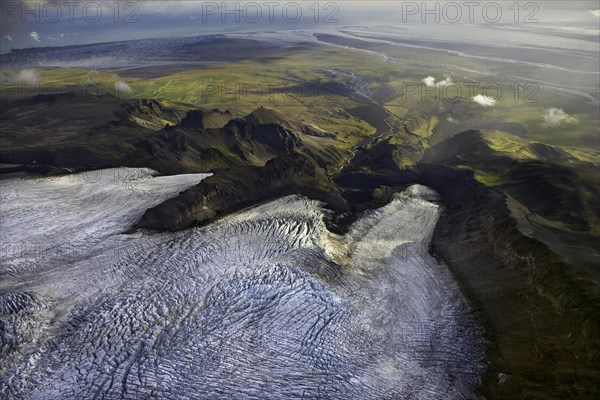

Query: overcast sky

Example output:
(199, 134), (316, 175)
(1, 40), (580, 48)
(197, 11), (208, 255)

(1, 1), (598, 52)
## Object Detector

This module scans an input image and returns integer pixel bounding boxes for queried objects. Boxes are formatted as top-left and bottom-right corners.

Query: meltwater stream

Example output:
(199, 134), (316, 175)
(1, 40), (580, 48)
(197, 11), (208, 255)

(0, 168), (485, 399)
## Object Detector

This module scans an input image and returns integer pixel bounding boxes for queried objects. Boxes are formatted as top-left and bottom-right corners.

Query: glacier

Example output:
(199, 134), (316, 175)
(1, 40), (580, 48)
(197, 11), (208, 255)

(0, 168), (485, 399)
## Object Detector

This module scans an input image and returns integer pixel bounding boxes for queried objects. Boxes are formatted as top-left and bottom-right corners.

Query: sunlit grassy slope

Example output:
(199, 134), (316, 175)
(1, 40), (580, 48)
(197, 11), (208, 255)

(2, 44), (598, 157)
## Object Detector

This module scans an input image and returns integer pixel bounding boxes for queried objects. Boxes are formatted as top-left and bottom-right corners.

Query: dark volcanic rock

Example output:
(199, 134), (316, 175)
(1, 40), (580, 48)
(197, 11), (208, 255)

(417, 164), (600, 400)
(527, 142), (576, 162)
(179, 108), (233, 129)
(134, 153), (348, 231)
(117, 99), (186, 126)
(223, 118), (302, 155)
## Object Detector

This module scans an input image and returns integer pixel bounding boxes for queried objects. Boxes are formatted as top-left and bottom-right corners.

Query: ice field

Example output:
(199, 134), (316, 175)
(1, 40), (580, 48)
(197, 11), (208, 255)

(1, 168), (484, 399)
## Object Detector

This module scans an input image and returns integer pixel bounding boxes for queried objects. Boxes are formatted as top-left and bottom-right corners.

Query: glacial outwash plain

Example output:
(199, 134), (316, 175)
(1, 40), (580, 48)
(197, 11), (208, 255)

(1, 6), (599, 399)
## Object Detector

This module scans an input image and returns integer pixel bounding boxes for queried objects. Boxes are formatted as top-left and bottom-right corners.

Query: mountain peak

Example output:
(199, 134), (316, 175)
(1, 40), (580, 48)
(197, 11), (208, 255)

(245, 106), (289, 126)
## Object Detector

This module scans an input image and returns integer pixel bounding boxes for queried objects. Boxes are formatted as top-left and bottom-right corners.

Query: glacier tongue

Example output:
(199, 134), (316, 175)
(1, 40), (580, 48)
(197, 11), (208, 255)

(1, 169), (484, 399)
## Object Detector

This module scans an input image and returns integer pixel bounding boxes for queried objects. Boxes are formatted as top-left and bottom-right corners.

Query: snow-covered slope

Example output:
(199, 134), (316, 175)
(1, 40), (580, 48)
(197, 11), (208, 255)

(0, 168), (484, 399)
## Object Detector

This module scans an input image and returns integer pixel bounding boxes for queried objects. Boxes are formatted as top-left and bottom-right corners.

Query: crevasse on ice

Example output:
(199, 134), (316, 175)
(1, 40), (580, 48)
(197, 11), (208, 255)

(1, 168), (485, 399)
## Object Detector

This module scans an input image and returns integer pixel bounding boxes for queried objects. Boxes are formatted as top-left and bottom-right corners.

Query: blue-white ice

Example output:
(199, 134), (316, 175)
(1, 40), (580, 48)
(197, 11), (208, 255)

(1, 168), (485, 399)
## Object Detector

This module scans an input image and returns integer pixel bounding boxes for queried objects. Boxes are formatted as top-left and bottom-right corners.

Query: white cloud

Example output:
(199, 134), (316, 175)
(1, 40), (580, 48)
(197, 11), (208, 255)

(422, 76), (436, 87)
(446, 116), (458, 123)
(541, 108), (578, 127)
(115, 80), (133, 93)
(472, 94), (496, 107)
(436, 77), (453, 87)
(0, 69), (41, 84)
(590, 9), (600, 17)
(30, 31), (40, 42)
(16, 69), (40, 84)
(422, 75), (453, 87)
(5, 35), (13, 42)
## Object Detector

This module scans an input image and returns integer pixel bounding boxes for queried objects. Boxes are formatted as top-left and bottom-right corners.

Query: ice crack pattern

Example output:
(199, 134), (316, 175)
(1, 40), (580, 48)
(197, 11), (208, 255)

(1, 168), (485, 399)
